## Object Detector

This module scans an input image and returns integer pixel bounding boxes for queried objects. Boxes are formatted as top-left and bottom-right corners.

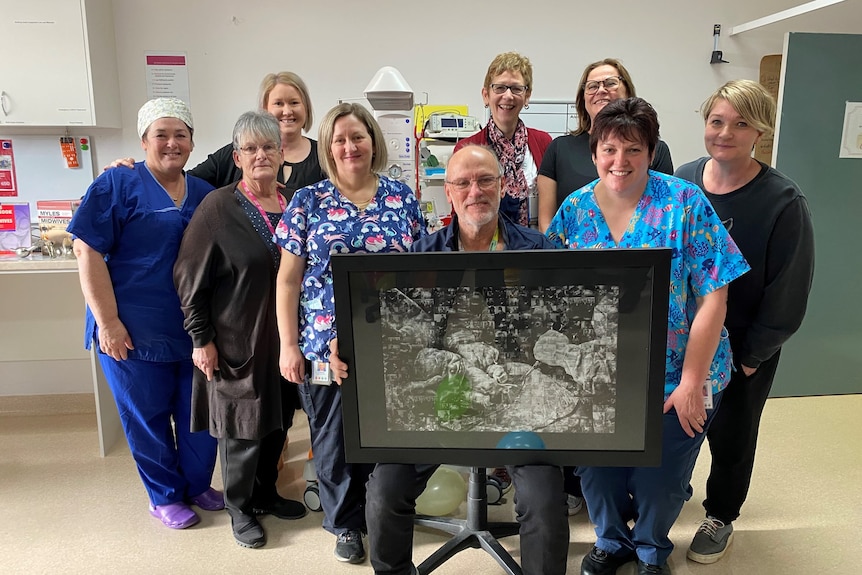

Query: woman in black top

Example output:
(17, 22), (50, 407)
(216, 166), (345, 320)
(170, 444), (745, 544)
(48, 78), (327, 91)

(108, 71), (326, 199)
(676, 79), (814, 565)
(537, 58), (673, 231)
(190, 72), (326, 197)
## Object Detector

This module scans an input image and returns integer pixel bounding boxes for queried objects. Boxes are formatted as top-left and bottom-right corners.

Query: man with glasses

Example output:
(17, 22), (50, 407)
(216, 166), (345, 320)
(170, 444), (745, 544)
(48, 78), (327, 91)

(364, 145), (569, 575)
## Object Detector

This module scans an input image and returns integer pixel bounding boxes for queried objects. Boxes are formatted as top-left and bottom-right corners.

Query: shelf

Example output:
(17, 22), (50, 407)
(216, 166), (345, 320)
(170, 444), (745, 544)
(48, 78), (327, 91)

(0, 255), (79, 274)
(424, 130), (479, 142)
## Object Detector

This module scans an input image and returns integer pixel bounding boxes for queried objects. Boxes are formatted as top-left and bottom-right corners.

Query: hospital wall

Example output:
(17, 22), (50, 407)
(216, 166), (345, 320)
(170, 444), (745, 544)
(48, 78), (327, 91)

(79, 0), (859, 174)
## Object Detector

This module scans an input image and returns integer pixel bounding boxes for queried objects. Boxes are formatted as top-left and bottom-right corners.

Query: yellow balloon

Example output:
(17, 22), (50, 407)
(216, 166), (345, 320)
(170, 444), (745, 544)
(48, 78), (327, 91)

(415, 466), (467, 516)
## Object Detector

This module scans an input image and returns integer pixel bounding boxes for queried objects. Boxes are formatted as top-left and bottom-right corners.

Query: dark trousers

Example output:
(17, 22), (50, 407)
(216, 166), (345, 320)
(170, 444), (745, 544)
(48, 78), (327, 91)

(579, 392), (722, 566)
(299, 380), (373, 535)
(218, 425), (289, 518)
(563, 467), (583, 497)
(366, 463), (569, 575)
(703, 351), (781, 524)
(99, 355), (217, 507)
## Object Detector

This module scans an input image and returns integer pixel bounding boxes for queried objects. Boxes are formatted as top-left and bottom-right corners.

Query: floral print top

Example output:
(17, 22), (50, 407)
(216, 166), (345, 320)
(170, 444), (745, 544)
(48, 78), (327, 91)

(274, 176), (426, 361)
(546, 171), (750, 399)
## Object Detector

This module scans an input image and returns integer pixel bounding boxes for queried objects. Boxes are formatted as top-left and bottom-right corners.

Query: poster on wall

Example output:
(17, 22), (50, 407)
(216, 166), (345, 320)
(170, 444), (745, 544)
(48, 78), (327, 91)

(145, 52), (191, 105)
(0, 140), (18, 197)
(839, 101), (862, 159)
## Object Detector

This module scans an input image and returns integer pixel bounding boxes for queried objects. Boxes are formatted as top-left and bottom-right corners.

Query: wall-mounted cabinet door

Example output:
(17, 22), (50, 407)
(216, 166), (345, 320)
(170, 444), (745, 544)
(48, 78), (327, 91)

(0, 1), (95, 126)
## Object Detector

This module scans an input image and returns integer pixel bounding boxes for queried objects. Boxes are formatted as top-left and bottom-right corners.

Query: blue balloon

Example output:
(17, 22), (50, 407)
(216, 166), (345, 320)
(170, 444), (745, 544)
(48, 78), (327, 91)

(496, 431), (546, 450)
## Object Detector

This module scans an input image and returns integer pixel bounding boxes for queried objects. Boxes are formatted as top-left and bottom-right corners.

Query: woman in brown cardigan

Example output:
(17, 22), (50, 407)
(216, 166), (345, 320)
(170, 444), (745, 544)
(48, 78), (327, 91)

(174, 110), (306, 549)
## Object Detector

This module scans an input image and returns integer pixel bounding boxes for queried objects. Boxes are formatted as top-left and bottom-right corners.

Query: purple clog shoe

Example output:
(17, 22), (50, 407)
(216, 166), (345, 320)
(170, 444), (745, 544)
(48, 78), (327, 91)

(188, 487), (225, 511)
(149, 502), (200, 529)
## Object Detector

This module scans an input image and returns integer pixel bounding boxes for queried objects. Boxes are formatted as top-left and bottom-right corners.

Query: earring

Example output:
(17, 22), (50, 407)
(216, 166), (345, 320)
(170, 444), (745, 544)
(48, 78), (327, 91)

(484, 103), (489, 109)
(524, 104), (530, 110)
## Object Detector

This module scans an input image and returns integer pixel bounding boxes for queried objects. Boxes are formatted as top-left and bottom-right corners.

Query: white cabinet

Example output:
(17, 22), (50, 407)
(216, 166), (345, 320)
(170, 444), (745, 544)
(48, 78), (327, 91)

(0, 257), (124, 456)
(0, 0), (120, 127)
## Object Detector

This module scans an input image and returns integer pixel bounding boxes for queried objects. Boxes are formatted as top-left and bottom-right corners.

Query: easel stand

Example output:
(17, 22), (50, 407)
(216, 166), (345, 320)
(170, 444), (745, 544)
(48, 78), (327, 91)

(414, 467), (522, 575)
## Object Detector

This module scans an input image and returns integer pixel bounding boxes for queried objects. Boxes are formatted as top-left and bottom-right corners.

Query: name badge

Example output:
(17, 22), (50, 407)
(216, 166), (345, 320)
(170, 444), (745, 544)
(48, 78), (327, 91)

(702, 379), (714, 410)
(311, 360), (332, 385)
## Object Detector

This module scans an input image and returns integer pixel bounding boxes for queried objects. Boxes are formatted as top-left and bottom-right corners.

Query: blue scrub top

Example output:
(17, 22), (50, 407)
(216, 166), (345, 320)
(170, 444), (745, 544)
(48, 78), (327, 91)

(68, 162), (214, 362)
(273, 176), (426, 362)
(546, 171), (750, 399)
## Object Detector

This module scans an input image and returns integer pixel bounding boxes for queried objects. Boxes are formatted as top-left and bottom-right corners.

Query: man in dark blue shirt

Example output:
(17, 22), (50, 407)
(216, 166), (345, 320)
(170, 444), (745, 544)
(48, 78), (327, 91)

(364, 145), (568, 575)
(411, 146), (555, 253)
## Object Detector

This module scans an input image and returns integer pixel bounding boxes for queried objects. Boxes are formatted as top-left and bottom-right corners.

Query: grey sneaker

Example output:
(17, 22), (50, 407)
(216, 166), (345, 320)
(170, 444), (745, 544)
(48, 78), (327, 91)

(334, 529), (366, 564)
(687, 516), (734, 564)
(566, 494), (585, 516)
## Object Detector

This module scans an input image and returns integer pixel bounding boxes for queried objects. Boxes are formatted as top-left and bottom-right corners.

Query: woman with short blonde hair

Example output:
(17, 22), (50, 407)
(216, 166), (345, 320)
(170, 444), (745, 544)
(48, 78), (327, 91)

(676, 79), (814, 565)
(454, 51), (552, 228)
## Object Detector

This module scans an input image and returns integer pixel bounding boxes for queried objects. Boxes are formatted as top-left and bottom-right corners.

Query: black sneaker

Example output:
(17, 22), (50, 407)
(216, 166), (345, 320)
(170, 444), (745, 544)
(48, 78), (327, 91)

(334, 530), (366, 564)
(637, 560), (670, 575)
(252, 495), (308, 520)
(581, 546), (636, 575)
(231, 513), (266, 549)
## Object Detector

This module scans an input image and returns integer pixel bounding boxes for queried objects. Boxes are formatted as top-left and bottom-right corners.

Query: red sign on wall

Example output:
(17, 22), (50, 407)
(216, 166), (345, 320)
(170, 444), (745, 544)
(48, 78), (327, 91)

(0, 139), (18, 197)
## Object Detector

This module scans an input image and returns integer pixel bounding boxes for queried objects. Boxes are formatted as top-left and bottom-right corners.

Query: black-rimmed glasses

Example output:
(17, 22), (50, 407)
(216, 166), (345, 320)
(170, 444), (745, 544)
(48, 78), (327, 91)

(489, 83), (528, 96)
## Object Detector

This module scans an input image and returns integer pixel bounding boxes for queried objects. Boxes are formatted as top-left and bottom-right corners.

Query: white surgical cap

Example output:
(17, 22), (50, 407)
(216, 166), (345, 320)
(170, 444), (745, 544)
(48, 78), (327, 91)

(136, 97), (194, 139)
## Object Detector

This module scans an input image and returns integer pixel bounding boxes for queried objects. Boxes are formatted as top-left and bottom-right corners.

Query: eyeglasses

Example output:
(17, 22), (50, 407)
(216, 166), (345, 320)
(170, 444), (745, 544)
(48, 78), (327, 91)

(445, 176), (501, 192)
(489, 83), (528, 96)
(238, 143), (280, 156)
(584, 76), (623, 95)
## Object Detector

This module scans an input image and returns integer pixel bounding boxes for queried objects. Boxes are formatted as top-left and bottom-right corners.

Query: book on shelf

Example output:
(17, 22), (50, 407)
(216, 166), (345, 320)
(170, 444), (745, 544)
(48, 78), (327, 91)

(36, 199), (81, 249)
(0, 202), (32, 255)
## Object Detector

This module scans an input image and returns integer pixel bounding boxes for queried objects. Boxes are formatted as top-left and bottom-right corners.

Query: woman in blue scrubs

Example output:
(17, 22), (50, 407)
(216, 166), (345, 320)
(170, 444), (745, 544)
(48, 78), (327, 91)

(546, 98), (749, 575)
(70, 98), (221, 530)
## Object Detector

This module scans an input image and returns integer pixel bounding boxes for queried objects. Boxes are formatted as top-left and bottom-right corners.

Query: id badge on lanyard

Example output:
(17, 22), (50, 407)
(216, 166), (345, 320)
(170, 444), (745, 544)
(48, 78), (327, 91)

(702, 379), (714, 410)
(310, 360), (332, 385)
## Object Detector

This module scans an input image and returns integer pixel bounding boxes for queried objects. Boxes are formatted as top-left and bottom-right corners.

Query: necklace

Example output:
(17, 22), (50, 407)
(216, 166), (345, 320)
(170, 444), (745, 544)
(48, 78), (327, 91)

(144, 163), (185, 204)
(354, 197), (374, 210)
(344, 175), (378, 212)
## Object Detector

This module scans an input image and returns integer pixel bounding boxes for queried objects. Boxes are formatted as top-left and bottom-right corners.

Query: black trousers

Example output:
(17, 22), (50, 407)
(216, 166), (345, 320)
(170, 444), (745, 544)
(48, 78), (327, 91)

(703, 350), (781, 524)
(298, 379), (373, 535)
(366, 463), (569, 575)
(563, 467), (583, 497)
(218, 426), (289, 519)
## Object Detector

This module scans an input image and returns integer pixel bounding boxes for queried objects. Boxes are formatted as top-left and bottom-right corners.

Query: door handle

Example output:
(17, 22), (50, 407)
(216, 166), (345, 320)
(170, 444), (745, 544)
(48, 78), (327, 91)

(0, 91), (8, 116)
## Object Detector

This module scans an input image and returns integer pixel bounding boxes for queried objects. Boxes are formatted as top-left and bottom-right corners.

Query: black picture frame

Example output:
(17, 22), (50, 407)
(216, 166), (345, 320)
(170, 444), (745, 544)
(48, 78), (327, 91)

(332, 248), (670, 467)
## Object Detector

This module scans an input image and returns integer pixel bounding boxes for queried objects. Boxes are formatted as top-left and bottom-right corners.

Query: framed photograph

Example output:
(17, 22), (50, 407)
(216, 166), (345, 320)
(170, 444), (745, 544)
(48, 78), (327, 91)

(332, 248), (671, 467)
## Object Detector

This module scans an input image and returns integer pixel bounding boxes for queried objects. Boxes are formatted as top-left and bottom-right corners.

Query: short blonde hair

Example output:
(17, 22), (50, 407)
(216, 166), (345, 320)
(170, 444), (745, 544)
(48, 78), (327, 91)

(317, 103), (387, 179)
(701, 79), (776, 136)
(258, 71), (314, 132)
(483, 52), (533, 94)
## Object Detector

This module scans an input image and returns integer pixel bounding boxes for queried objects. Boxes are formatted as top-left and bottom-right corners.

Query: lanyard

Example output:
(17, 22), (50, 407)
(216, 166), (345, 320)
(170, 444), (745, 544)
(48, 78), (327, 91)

(458, 224), (500, 251)
(488, 225), (499, 252)
(240, 181), (285, 236)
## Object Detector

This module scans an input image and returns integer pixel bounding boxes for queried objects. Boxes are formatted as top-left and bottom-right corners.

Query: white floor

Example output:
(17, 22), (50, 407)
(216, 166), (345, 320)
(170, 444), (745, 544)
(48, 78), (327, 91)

(1, 394), (859, 575)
